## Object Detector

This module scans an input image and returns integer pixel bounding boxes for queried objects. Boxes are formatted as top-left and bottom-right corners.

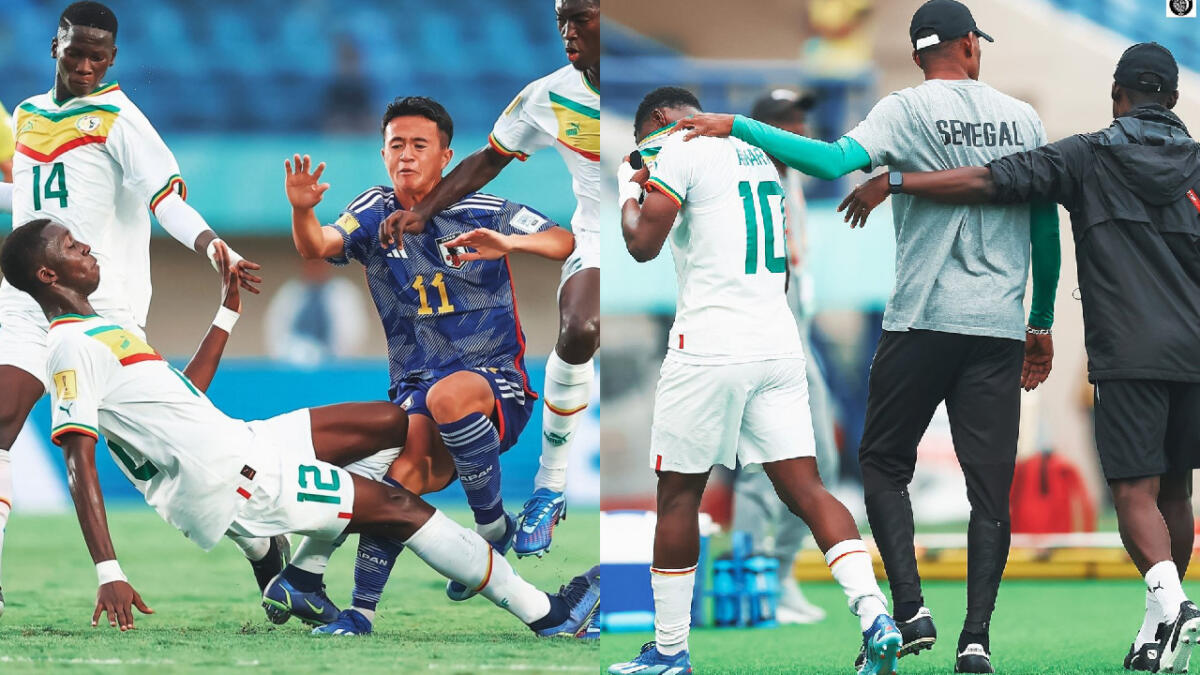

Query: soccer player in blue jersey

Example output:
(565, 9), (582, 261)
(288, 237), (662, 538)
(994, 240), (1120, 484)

(264, 96), (592, 637)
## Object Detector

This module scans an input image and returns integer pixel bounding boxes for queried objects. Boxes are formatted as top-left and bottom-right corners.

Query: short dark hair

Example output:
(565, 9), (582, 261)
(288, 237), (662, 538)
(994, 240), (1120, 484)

(60, 1), (118, 38)
(634, 86), (702, 133)
(1119, 82), (1175, 108)
(381, 96), (453, 145)
(0, 219), (56, 296)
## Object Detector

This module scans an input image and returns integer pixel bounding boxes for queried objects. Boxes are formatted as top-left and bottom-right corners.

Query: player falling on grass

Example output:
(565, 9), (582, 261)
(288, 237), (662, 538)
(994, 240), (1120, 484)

(0, 1), (270, 617)
(609, 86), (901, 675)
(375, 0), (600, 559)
(266, 96), (589, 636)
(0, 219), (598, 637)
(676, 2), (1061, 671)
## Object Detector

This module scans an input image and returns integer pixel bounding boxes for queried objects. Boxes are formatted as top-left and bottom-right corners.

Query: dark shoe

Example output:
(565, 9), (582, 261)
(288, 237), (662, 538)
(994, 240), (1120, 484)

(954, 643), (994, 674)
(855, 606), (937, 668)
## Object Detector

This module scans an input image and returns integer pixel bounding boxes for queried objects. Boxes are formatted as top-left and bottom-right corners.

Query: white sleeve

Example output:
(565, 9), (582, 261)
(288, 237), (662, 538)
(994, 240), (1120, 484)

(843, 94), (909, 170)
(153, 192), (211, 250)
(645, 136), (696, 207)
(107, 102), (186, 214)
(0, 181), (11, 213)
(488, 80), (555, 161)
(48, 335), (104, 446)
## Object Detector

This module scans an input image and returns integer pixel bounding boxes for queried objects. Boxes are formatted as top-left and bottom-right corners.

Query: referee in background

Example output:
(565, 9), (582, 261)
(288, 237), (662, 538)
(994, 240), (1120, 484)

(676, 1), (1062, 671)
(842, 41), (1200, 675)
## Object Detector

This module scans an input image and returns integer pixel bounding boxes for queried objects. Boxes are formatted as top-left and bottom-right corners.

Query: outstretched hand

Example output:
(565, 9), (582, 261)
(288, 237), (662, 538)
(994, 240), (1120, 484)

(837, 173), (890, 228)
(93, 580), (153, 631)
(212, 240), (242, 312)
(378, 209), (428, 250)
(284, 154), (330, 211)
(671, 113), (736, 142)
(442, 228), (514, 262)
(1021, 333), (1053, 391)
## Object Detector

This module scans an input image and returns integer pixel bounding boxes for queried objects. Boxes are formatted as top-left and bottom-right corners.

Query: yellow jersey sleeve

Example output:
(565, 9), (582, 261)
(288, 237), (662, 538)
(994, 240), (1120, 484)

(0, 101), (14, 164)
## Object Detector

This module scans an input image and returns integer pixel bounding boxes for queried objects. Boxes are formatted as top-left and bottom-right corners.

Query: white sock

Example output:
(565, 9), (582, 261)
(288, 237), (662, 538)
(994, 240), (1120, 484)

(227, 533), (271, 562)
(476, 513), (508, 543)
(350, 606), (376, 623)
(404, 510), (550, 624)
(0, 450), (10, 585)
(344, 447), (402, 482)
(292, 536), (342, 575)
(1147, 560), (1189, 623)
(651, 565), (696, 656)
(1137, 589), (1166, 648)
(535, 352), (593, 492)
(825, 539), (888, 631)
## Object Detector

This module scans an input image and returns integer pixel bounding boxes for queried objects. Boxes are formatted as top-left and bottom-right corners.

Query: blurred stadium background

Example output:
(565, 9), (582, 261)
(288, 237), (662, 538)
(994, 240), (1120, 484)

(600, 0), (1200, 663)
(0, 0), (599, 517)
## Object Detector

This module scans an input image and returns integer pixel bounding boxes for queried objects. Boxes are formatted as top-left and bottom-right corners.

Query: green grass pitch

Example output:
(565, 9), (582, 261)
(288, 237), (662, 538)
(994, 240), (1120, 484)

(0, 508), (599, 674)
(601, 577), (1200, 674)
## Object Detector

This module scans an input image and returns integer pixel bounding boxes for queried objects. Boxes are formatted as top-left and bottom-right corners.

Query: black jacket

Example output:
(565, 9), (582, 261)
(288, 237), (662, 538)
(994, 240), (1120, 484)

(987, 105), (1200, 382)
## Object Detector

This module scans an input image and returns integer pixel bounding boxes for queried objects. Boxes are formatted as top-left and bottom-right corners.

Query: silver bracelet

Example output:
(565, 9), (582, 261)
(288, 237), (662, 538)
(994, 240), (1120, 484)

(1026, 325), (1052, 335)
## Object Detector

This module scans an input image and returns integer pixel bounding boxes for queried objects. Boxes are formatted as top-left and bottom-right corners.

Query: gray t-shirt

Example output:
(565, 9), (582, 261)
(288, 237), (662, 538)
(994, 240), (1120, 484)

(844, 79), (1046, 341)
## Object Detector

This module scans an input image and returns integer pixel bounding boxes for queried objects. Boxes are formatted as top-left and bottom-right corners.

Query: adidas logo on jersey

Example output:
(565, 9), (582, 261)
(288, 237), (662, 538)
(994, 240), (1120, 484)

(385, 247), (408, 259)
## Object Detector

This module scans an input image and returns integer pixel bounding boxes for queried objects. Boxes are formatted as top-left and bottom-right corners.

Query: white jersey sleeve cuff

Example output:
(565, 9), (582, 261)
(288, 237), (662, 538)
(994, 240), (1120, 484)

(154, 192), (211, 250)
(0, 181), (11, 213)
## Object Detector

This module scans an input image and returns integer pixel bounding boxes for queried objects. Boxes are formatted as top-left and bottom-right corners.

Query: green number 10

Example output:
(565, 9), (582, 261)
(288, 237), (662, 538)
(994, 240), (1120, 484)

(737, 180), (786, 274)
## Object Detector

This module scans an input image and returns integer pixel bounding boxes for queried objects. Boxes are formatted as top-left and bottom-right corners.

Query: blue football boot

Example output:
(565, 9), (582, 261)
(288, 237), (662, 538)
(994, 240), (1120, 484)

(608, 642), (693, 675)
(261, 572), (340, 626)
(312, 609), (374, 636)
(859, 613), (903, 675)
(533, 566), (601, 638)
(447, 512), (517, 601)
(515, 488), (567, 558)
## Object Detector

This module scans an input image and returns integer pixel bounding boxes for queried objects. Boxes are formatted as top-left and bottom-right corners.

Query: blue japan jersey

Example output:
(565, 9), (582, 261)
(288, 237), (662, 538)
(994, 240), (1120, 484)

(329, 188), (557, 394)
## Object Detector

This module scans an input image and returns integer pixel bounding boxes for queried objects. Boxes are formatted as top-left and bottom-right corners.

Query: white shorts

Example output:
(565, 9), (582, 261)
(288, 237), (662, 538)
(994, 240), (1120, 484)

(0, 308), (145, 391)
(558, 229), (599, 296)
(650, 356), (816, 474)
(228, 409), (357, 540)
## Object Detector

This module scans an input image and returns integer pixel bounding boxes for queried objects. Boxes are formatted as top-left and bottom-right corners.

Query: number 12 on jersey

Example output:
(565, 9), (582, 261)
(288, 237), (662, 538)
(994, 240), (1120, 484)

(738, 180), (786, 274)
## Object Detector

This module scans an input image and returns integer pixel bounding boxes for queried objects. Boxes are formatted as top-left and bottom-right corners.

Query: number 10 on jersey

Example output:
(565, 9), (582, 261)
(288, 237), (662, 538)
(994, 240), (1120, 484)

(738, 180), (786, 274)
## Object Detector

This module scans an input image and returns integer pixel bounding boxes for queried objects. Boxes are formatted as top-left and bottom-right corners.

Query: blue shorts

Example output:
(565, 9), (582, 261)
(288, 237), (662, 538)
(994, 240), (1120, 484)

(389, 368), (536, 453)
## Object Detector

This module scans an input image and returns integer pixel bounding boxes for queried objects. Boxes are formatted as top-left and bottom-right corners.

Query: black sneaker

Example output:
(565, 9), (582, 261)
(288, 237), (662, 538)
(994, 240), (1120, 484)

(1159, 601), (1200, 674)
(955, 643), (994, 674)
(1124, 642), (1161, 671)
(249, 535), (292, 594)
(855, 606), (937, 669)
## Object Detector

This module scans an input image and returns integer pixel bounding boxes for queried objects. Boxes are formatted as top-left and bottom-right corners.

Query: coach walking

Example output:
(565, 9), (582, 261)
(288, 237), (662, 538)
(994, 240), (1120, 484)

(841, 42), (1200, 674)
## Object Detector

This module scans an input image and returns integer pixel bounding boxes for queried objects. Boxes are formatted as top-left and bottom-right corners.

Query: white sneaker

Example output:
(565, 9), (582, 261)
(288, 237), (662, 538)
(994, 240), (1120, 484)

(777, 577), (825, 624)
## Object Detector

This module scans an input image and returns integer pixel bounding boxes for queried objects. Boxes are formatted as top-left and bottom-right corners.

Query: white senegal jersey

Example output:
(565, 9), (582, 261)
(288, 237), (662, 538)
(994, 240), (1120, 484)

(489, 64), (599, 237)
(643, 125), (803, 363)
(47, 314), (252, 550)
(1, 83), (187, 327)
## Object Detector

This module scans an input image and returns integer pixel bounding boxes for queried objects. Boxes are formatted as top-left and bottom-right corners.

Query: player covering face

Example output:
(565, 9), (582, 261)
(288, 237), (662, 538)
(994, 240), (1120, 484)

(0, 219), (597, 637)
(608, 86), (900, 675)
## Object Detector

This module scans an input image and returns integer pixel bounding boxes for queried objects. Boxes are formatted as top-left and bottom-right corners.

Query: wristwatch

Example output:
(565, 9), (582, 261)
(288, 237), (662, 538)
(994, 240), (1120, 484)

(888, 171), (904, 194)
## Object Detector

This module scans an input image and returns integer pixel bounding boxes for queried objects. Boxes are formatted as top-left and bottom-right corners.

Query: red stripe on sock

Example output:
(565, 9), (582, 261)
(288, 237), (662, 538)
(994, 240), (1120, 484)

(545, 401), (588, 416)
(0, 496), (11, 509)
(826, 549), (868, 568)
(650, 566), (697, 576)
(474, 548), (495, 592)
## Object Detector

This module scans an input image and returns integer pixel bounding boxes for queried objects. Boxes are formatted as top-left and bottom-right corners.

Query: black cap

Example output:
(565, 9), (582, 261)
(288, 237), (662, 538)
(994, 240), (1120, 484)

(909, 0), (993, 50)
(750, 89), (818, 123)
(1114, 42), (1178, 93)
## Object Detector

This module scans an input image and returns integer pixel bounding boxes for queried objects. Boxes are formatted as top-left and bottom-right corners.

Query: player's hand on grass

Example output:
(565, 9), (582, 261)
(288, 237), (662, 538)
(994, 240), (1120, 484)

(93, 580), (153, 631)
(673, 113), (735, 141)
(1022, 332), (1053, 391)
(837, 173), (890, 228)
(443, 228), (513, 261)
(212, 240), (242, 312)
(378, 209), (427, 250)
(284, 154), (330, 211)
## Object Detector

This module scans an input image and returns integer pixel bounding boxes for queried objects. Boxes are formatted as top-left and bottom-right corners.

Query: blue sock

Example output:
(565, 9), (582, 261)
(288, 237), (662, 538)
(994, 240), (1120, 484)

(350, 477), (406, 612)
(281, 564), (322, 593)
(439, 412), (505, 527)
